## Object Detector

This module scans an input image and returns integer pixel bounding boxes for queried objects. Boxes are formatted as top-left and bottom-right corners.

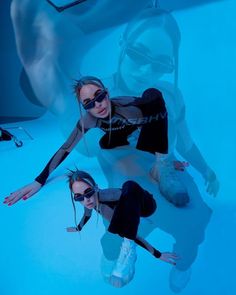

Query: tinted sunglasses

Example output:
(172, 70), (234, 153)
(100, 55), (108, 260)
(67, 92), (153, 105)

(82, 90), (108, 110)
(125, 46), (174, 73)
(73, 187), (96, 202)
(46, 0), (87, 13)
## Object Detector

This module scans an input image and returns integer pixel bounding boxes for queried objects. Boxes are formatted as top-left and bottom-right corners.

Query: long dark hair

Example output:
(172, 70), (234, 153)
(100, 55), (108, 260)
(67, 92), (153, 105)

(72, 76), (107, 155)
(73, 75), (112, 148)
(67, 168), (97, 228)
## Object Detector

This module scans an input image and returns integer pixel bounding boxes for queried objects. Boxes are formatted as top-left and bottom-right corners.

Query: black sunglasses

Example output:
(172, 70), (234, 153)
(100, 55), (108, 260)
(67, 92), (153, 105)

(73, 187), (96, 202)
(126, 46), (174, 73)
(82, 90), (108, 110)
(46, 0), (87, 13)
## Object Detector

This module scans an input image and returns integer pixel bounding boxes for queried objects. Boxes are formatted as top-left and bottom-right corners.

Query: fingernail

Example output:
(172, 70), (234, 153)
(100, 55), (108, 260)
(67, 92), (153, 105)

(23, 197), (27, 200)
(8, 203), (12, 206)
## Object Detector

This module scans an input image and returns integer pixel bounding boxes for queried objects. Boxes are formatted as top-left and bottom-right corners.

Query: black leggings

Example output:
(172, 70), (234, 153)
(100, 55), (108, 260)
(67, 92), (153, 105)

(108, 180), (157, 240)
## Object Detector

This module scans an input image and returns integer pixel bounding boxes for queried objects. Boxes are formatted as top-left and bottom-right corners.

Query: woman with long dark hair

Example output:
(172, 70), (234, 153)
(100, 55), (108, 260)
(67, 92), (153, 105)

(66, 168), (178, 280)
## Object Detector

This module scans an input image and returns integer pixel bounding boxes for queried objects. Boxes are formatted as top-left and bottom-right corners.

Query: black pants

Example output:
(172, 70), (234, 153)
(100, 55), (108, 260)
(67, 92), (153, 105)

(108, 180), (157, 240)
(99, 88), (168, 154)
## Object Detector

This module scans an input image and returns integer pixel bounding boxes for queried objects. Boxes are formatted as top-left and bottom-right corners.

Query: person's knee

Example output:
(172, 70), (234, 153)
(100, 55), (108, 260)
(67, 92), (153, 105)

(172, 193), (190, 207)
(142, 88), (165, 105)
(122, 180), (141, 194)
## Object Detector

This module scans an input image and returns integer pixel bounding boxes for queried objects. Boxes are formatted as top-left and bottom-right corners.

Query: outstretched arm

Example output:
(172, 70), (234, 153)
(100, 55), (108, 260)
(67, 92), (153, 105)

(135, 236), (178, 265)
(175, 99), (219, 197)
(67, 207), (92, 232)
(176, 118), (219, 197)
(3, 121), (87, 205)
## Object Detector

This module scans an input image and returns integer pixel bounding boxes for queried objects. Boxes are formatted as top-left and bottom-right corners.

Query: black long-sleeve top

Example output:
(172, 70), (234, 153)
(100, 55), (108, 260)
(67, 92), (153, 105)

(35, 90), (166, 185)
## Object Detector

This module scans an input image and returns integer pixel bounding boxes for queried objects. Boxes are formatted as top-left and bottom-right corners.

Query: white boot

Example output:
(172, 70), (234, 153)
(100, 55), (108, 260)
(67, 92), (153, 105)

(150, 156), (189, 207)
(111, 238), (137, 279)
(169, 267), (192, 293)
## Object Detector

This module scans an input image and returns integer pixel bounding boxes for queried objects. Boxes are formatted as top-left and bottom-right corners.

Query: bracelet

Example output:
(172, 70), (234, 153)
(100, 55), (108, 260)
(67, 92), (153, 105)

(76, 224), (82, 231)
(153, 249), (162, 259)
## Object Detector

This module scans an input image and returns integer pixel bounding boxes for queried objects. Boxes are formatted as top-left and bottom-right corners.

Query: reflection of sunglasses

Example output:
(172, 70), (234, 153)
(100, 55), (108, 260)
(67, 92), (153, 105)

(46, 0), (87, 13)
(125, 46), (174, 73)
(82, 90), (108, 110)
(74, 187), (96, 202)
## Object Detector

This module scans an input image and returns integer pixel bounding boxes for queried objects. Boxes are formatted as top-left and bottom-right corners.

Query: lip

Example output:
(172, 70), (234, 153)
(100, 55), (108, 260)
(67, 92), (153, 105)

(98, 108), (107, 115)
(87, 203), (94, 208)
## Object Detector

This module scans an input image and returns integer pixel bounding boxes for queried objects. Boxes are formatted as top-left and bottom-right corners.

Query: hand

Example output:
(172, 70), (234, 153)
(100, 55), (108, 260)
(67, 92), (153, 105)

(159, 252), (179, 265)
(3, 181), (42, 206)
(173, 161), (189, 171)
(66, 227), (78, 232)
(204, 168), (220, 197)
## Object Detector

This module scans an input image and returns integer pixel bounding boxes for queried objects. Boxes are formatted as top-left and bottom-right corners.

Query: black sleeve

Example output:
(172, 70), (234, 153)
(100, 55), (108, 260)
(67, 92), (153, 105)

(35, 121), (86, 185)
(76, 208), (93, 231)
(135, 236), (161, 258)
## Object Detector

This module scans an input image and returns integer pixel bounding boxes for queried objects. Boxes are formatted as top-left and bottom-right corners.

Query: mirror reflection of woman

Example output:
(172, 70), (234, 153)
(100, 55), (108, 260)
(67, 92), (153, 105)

(101, 7), (219, 202)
